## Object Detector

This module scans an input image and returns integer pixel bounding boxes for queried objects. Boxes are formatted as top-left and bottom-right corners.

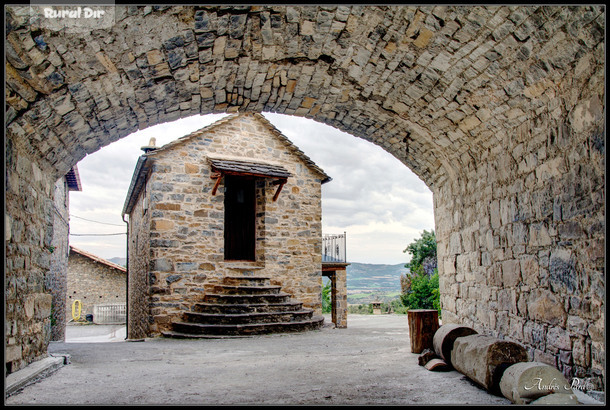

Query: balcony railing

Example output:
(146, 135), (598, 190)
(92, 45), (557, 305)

(322, 232), (347, 263)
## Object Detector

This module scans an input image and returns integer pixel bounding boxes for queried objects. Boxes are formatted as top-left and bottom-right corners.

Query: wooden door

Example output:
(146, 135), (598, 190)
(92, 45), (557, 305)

(224, 175), (256, 260)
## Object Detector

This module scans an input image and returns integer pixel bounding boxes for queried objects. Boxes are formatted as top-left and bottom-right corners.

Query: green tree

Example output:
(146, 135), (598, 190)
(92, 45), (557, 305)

(321, 281), (332, 313)
(400, 230), (440, 313)
(403, 229), (437, 272)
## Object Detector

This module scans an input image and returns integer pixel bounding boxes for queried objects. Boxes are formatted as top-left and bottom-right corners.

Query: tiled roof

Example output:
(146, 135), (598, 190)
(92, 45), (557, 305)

(70, 246), (126, 273)
(210, 158), (292, 179)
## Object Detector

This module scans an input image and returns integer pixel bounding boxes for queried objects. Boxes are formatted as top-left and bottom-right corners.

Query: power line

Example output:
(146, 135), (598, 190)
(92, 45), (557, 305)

(71, 215), (125, 227)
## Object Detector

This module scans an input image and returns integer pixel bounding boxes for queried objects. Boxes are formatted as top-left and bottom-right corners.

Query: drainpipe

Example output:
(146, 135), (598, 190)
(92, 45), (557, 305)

(122, 213), (129, 340)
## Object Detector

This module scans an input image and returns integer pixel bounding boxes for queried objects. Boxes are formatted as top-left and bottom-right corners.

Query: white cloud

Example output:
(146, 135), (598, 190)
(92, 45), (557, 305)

(68, 113), (434, 264)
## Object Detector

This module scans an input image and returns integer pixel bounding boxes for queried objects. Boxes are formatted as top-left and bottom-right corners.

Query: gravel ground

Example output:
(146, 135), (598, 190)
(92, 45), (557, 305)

(6, 314), (511, 406)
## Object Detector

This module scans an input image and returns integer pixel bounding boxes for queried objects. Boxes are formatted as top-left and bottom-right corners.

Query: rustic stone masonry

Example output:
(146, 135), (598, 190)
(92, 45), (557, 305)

(123, 113), (330, 338)
(5, 148), (71, 372)
(4, 5), (605, 389)
(46, 177), (69, 341)
(66, 247), (127, 322)
(125, 171), (152, 339)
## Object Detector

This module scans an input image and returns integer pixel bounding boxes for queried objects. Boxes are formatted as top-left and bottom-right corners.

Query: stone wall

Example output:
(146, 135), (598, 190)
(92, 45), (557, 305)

(47, 177), (70, 341)
(127, 113), (326, 336)
(5, 141), (55, 374)
(66, 250), (126, 321)
(435, 96), (605, 388)
(126, 176), (152, 339)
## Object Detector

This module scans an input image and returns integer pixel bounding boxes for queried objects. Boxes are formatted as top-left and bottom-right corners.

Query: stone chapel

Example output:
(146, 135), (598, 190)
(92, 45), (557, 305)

(122, 112), (336, 338)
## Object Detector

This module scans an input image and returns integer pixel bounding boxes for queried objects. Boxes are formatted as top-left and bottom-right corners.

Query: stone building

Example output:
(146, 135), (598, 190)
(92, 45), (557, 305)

(122, 112), (341, 338)
(67, 246), (127, 323)
(47, 167), (82, 341)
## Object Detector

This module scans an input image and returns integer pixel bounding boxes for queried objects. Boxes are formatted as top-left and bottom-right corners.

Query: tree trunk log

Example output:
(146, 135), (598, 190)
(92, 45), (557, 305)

(408, 309), (439, 353)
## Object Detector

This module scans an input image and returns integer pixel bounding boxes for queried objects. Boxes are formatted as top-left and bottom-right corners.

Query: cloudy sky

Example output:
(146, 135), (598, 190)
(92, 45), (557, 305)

(68, 113), (434, 265)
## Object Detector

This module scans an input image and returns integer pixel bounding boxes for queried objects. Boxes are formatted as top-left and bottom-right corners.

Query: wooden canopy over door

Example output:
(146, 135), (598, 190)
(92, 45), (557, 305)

(209, 158), (293, 261)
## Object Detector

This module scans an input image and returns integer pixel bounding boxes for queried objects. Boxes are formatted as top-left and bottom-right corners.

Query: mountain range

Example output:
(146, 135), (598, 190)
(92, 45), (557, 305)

(345, 262), (408, 293)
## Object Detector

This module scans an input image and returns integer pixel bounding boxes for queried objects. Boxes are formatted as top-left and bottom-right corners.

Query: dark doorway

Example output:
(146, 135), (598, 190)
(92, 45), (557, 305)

(224, 175), (256, 261)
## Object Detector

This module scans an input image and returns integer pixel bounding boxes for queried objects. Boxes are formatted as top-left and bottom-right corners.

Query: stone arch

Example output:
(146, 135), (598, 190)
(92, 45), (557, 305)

(5, 5), (605, 388)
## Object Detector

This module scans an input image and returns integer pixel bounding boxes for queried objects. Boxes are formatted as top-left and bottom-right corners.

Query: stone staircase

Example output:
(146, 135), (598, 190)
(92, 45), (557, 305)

(162, 274), (324, 338)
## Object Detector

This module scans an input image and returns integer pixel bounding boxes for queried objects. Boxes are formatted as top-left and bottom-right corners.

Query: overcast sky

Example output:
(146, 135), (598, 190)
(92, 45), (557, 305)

(68, 113), (434, 265)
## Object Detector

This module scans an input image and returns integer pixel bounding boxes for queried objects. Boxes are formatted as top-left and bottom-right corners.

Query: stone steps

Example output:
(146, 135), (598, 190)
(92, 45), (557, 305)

(222, 276), (270, 286)
(163, 275), (324, 338)
(202, 292), (292, 305)
(184, 308), (315, 325)
(203, 284), (283, 295)
(169, 316), (325, 336)
(192, 301), (305, 314)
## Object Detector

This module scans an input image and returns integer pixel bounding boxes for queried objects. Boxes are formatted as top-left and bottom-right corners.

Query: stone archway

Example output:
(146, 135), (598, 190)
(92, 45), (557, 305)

(5, 5), (605, 389)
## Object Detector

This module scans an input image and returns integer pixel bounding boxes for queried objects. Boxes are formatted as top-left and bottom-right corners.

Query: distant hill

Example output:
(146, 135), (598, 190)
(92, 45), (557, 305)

(108, 257), (127, 267)
(346, 262), (408, 293)
(339, 262), (409, 304)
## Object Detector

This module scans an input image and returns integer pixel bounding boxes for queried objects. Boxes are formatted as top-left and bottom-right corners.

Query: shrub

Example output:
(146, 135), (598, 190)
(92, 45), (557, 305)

(322, 281), (332, 313)
(400, 230), (440, 315)
(400, 268), (440, 312)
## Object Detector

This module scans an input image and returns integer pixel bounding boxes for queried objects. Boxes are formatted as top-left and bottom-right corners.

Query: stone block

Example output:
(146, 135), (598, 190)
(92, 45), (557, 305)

(529, 392), (580, 405)
(153, 219), (173, 231)
(499, 361), (573, 404)
(501, 259), (521, 287)
(432, 323), (478, 365)
(451, 334), (528, 393)
(5, 344), (23, 362)
(527, 289), (567, 327)
(546, 326), (571, 351)
(519, 255), (539, 286)
(34, 293), (53, 319)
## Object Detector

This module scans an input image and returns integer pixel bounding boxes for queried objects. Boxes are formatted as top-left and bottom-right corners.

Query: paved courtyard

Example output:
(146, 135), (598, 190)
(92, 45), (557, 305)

(7, 314), (514, 405)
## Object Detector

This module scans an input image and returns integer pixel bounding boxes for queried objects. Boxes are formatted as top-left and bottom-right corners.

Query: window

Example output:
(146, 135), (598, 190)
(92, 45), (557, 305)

(224, 175), (256, 261)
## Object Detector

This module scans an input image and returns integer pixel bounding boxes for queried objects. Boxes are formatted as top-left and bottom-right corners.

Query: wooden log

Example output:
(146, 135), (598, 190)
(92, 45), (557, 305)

(407, 309), (439, 354)
(418, 349), (436, 366)
(451, 334), (529, 393)
(432, 323), (478, 365)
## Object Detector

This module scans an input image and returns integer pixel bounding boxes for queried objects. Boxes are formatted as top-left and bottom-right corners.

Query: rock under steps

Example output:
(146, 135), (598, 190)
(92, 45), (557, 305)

(162, 275), (324, 338)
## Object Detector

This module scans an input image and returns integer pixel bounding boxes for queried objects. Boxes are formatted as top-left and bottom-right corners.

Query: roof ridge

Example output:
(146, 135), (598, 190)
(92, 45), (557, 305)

(146, 112), (331, 183)
(145, 113), (239, 157)
(70, 246), (127, 272)
(250, 113), (331, 183)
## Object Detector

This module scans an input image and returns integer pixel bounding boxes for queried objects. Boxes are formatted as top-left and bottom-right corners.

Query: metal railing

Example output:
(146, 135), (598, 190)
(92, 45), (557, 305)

(93, 303), (126, 324)
(322, 232), (347, 263)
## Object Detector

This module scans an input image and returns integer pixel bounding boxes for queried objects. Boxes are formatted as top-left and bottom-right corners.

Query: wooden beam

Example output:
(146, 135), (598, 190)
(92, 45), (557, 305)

(211, 172), (223, 195)
(272, 178), (287, 201)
